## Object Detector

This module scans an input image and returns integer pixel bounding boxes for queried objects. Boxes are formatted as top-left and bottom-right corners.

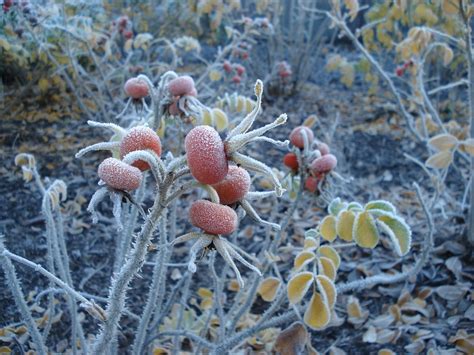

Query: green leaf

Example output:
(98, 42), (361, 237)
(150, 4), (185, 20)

(328, 198), (347, 216)
(353, 211), (379, 248)
(377, 214), (412, 256)
(347, 202), (363, 212)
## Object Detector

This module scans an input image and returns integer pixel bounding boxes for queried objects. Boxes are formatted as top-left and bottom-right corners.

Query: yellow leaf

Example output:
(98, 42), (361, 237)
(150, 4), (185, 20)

(442, 45), (454, 66)
(347, 295), (364, 318)
(201, 108), (213, 126)
(304, 292), (330, 330)
(442, 0), (460, 14)
(303, 114), (318, 128)
(318, 256), (337, 280)
(428, 133), (458, 151)
(153, 346), (170, 355)
(326, 55), (343, 71)
(294, 251), (316, 270)
(258, 277), (281, 302)
(344, 0), (360, 21)
(460, 138), (474, 156)
(197, 287), (213, 299)
(318, 245), (340, 269)
(0, 37), (11, 51)
(377, 214), (411, 256)
(320, 215), (337, 242)
(287, 272), (314, 304)
(245, 98), (255, 113)
(315, 275), (337, 308)
(353, 211), (379, 248)
(209, 69), (222, 81)
(0, 346), (12, 354)
(425, 150), (453, 169)
(303, 236), (319, 250)
(212, 108), (228, 132)
(38, 78), (49, 93)
(336, 210), (355, 241)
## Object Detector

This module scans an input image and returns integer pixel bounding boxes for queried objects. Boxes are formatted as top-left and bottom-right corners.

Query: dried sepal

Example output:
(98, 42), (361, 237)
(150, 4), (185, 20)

(353, 211), (379, 249)
(304, 291), (330, 330)
(460, 138), (474, 156)
(320, 215), (337, 242)
(377, 214), (412, 256)
(14, 153), (37, 182)
(287, 272), (314, 304)
(428, 133), (458, 151)
(257, 277), (281, 302)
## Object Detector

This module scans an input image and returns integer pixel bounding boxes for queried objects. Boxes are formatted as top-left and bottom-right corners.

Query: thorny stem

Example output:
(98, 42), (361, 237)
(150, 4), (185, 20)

(92, 170), (179, 353)
(460, 4), (474, 244)
(0, 237), (48, 355)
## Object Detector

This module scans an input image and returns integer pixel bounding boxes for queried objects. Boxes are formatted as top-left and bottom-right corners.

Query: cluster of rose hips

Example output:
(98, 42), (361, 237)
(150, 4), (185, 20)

(2, 0), (12, 13)
(112, 15), (133, 40)
(223, 60), (246, 84)
(232, 41), (251, 61)
(276, 61), (292, 79)
(283, 126), (337, 194)
(395, 59), (414, 77)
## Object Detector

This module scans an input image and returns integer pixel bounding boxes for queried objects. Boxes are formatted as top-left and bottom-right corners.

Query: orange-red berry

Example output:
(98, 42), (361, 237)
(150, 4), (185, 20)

(234, 64), (245, 76)
(124, 78), (149, 99)
(98, 158), (142, 191)
(212, 166), (251, 204)
(317, 142), (330, 156)
(185, 126), (228, 184)
(223, 60), (232, 73)
(232, 75), (241, 84)
(289, 126), (314, 149)
(120, 126), (162, 171)
(283, 152), (299, 170)
(168, 76), (195, 96)
(310, 154), (337, 174)
(304, 176), (320, 193)
(189, 200), (238, 235)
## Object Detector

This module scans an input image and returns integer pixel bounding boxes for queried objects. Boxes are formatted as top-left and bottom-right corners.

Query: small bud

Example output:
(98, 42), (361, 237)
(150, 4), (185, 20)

(305, 176), (320, 193)
(317, 142), (330, 155)
(234, 64), (245, 76)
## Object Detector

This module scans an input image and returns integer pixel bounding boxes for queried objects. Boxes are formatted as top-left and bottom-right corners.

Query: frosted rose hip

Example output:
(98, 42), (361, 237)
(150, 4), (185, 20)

(310, 154), (337, 174)
(304, 176), (320, 193)
(124, 78), (149, 99)
(289, 126), (314, 149)
(317, 142), (330, 155)
(185, 125), (228, 184)
(98, 158), (142, 191)
(189, 200), (238, 235)
(168, 75), (195, 96)
(120, 126), (162, 171)
(212, 166), (251, 204)
(283, 152), (299, 170)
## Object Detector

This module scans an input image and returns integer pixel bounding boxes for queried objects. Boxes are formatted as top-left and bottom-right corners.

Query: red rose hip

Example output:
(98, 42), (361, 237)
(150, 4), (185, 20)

(289, 126), (314, 149)
(283, 152), (299, 170)
(310, 154), (337, 174)
(120, 126), (162, 171)
(185, 125), (228, 184)
(189, 200), (238, 235)
(212, 166), (251, 204)
(124, 78), (149, 99)
(168, 76), (195, 96)
(98, 158), (142, 191)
